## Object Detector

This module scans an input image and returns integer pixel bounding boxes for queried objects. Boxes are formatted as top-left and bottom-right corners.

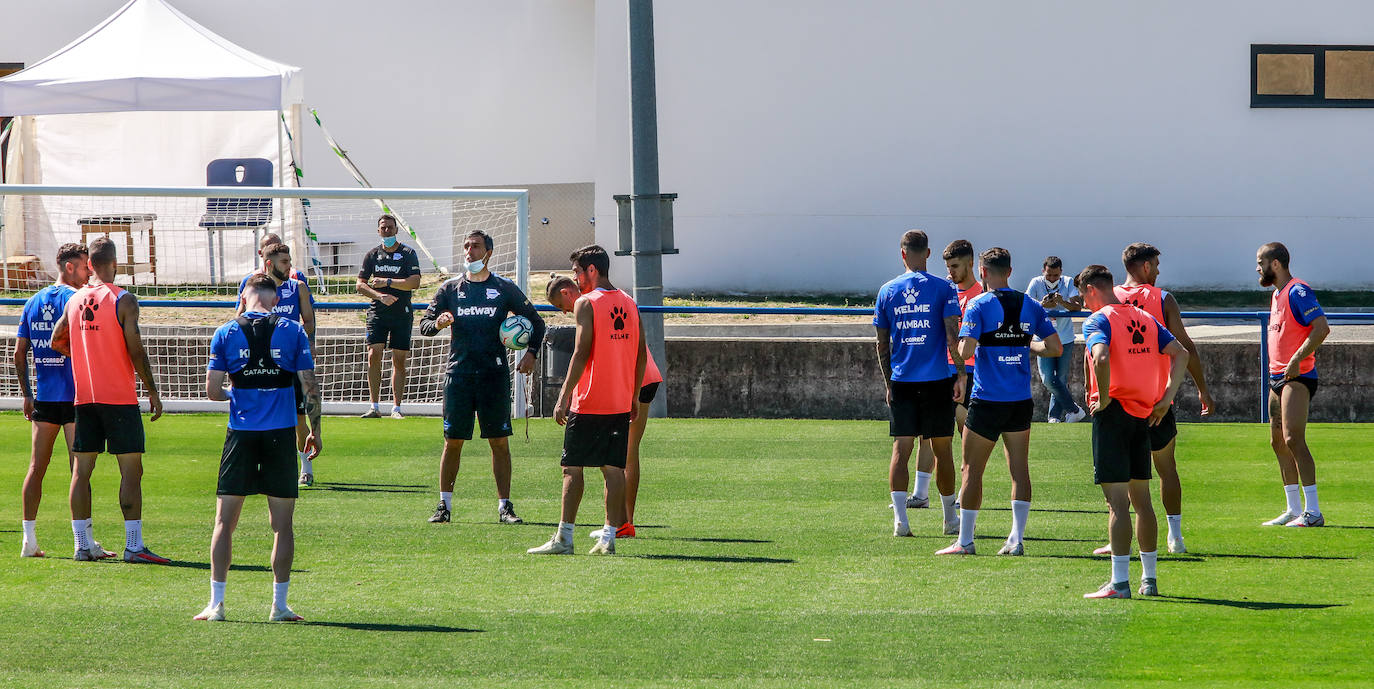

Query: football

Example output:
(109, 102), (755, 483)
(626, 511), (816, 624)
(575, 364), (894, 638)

(499, 315), (533, 350)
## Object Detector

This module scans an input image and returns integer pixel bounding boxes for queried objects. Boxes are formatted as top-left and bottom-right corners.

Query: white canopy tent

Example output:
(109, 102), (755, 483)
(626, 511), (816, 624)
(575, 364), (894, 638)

(0, 0), (304, 284)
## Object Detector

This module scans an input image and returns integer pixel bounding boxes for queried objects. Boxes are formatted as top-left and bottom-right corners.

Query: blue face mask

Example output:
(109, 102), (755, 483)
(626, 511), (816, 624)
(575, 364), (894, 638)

(382, 235), (397, 248)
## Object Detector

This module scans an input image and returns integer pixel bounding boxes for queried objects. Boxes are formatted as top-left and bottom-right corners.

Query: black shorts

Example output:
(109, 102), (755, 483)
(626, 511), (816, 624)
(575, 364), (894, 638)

(639, 382), (660, 405)
(964, 398), (1034, 441)
(73, 403), (145, 455)
(293, 376), (307, 417)
(887, 377), (956, 439)
(1148, 406), (1177, 452)
(443, 369), (512, 440)
(1270, 374), (1319, 401)
(365, 310), (413, 351)
(561, 411), (631, 468)
(1092, 402), (1153, 484)
(32, 400), (76, 426)
(218, 427), (299, 498)
(957, 370), (973, 409)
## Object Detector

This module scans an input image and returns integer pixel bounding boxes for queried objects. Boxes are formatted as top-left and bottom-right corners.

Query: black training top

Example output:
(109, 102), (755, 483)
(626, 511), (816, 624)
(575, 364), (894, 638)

(419, 273), (546, 374)
(359, 243), (422, 318)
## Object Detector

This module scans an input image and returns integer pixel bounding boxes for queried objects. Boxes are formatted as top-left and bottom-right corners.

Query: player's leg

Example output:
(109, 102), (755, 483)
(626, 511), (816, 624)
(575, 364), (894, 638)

(488, 436), (523, 525)
(1085, 482), (1134, 599)
(433, 439), (463, 523)
(889, 436), (916, 536)
(1263, 388), (1302, 525)
(1000, 428), (1032, 554)
(114, 452), (163, 563)
(476, 369), (520, 523)
(590, 413), (632, 554)
(20, 420), (62, 557)
(266, 496), (302, 620)
(1152, 437), (1184, 552)
(938, 415), (996, 554)
(596, 465), (627, 554)
(624, 397), (651, 532)
(913, 438), (934, 505)
(363, 343), (385, 416)
(196, 495), (244, 621)
(928, 435), (960, 534)
(389, 348), (409, 417)
(1128, 478), (1158, 595)
(526, 465), (582, 553)
(1279, 382), (1322, 525)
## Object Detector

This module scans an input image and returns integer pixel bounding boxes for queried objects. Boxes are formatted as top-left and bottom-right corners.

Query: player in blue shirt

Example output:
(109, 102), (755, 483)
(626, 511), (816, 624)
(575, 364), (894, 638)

(14, 243), (113, 559)
(937, 247), (1061, 557)
(236, 242), (318, 486)
(197, 274), (321, 623)
(874, 230), (966, 538)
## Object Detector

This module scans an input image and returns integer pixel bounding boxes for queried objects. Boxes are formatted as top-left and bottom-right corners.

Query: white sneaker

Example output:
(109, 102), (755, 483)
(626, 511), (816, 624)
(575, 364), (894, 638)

(194, 602), (226, 622)
(943, 516), (960, 536)
(269, 605), (304, 622)
(1064, 408), (1088, 424)
(588, 527), (607, 540)
(1285, 511), (1325, 527)
(1262, 510), (1299, 526)
(588, 538), (615, 555)
(996, 540), (1024, 556)
(390, 409), (405, 420)
(893, 521), (912, 537)
(1167, 536), (1187, 554)
(20, 539), (44, 558)
(1047, 417), (1061, 424)
(527, 534), (574, 555)
(906, 494), (930, 509)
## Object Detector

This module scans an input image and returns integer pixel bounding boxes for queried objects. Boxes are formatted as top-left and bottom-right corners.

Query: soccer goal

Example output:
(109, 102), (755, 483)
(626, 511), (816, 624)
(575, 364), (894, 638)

(0, 184), (531, 416)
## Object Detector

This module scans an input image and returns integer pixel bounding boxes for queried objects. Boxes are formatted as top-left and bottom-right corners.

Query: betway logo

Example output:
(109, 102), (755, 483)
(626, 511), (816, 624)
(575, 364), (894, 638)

(455, 306), (498, 317)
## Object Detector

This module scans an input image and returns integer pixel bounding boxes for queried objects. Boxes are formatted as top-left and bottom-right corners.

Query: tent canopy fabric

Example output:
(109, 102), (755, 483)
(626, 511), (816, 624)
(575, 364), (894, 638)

(0, 0), (302, 116)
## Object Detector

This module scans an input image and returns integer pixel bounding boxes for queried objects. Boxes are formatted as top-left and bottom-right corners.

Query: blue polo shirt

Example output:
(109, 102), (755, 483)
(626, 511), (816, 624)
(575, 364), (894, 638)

(208, 312), (314, 431)
(873, 271), (962, 382)
(959, 288), (1058, 402)
(18, 284), (78, 402)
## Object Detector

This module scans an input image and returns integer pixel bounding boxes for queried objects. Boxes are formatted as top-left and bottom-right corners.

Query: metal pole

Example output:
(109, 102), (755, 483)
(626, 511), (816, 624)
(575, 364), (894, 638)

(628, 0), (667, 417)
(1258, 311), (1271, 423)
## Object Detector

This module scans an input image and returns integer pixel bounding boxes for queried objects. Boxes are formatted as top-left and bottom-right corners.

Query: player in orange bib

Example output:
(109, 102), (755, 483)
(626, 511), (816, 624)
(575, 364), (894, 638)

(51, 237), (167, 564)
(1076, 265), (1189, 599)
(528, 245), (647, 556)
(1090, 242), (1213, 555)
(547, 273), (662, 539)
(1257, 242), (1330, 528)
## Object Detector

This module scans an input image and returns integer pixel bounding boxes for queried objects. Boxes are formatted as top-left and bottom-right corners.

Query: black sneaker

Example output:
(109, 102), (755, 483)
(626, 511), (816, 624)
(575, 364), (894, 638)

(428, 502), (450, 523)
(498, 502), (523, 524)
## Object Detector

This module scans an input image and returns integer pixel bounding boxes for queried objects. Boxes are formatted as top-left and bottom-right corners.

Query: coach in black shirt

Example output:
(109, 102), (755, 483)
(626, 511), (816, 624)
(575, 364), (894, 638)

(419, 229), (545, 525)
(357, 214), (422, 419)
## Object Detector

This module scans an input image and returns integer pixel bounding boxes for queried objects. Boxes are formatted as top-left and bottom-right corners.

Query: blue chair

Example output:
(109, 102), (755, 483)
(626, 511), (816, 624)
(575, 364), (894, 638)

(199, 158), (273, 283)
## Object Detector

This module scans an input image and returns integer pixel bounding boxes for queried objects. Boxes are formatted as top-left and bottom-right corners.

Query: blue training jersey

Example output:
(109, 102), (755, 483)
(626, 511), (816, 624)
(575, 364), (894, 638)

(208, 312), (314, 431)
(959, 288), (1058, 402)
(238, 273), (310, 322)
(17, 284), (77, 402)
(873, 271), (962, 382)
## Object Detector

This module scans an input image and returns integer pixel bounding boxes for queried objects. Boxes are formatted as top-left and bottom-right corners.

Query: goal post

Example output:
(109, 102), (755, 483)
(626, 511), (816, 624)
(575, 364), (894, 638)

(0, 184), (532, 417)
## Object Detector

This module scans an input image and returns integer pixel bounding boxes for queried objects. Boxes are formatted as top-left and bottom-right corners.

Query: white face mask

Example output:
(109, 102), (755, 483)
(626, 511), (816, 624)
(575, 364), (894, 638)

(465, 258), (486, 274)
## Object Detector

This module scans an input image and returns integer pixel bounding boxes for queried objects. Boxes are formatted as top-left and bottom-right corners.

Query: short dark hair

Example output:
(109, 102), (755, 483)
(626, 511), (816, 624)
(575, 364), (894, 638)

(1259, 241), (1290, 269)
(466, 229), (494, 253)
(1043, 256), (1063, 270)
(244, 273), (277, 298)
(1074, 264), (1114, 292)
(942, 239), (973, 262)
(378, 213), (398, 227)
(259, 233), (283, 249)
(1122, 242), (1160, 269)
(88, 237), (118, 266)
(56, 243), (88, 268)
(546, 272), (577, 303)
(980, 247), (1012, 274)
(570, 244), (611, 276)
(900, 230), (928, 253)
(263, 242), (290, 259)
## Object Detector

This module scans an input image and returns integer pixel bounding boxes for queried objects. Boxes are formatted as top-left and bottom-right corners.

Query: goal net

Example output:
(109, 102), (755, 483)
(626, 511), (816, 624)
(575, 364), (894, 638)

(0, 185), (531, 416)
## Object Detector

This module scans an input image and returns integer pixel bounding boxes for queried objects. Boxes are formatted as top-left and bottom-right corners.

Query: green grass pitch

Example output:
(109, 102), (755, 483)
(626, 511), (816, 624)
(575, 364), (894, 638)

(0, 414), (1370, 688)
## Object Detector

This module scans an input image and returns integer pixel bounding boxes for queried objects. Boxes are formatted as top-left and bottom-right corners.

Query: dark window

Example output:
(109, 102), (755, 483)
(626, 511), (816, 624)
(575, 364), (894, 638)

(1253, 45), (1374, 107)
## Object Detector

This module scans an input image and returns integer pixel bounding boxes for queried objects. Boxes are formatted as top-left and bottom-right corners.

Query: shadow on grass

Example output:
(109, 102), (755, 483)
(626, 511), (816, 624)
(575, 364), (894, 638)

(308, 482), (426, 495)
(522, 522), (668, 530)
(1034, 553), (1350, 562)
(631, 553), (795, 564)
(230, 620), (481, 633)
(1151, 595), (1344, 611)
(654, 537), (773, 544)
(983, 506), (1104, 515)
(162, 560), (309, 573)
(1322, 525), (1374, 530)
(1023, 536), (1101, 544)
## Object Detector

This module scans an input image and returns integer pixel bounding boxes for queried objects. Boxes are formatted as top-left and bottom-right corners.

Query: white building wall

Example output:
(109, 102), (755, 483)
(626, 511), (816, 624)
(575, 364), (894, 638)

(5, 0), (595, 189)
(595, 0), (1374, 293)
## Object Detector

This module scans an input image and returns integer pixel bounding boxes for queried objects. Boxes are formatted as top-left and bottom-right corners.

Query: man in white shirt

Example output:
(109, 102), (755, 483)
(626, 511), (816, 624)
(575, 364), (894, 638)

(1026, 256), (1086, 423)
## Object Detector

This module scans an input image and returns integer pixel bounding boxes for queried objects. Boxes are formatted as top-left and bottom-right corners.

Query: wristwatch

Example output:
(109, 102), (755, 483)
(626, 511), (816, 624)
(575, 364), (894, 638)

(386, 278), (392, 288)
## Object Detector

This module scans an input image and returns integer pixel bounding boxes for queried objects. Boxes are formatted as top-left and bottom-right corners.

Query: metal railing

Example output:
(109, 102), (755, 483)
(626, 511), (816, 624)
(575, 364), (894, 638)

(4, 298), (1371, 422)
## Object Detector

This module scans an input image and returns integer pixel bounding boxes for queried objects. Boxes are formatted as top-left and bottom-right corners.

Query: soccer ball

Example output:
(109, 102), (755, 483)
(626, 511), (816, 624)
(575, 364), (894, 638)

(499, 315), (533, 351)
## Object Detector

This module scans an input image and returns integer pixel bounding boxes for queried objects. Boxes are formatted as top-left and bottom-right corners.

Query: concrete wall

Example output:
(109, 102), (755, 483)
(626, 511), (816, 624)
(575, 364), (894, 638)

(594, 0), (1374, 293)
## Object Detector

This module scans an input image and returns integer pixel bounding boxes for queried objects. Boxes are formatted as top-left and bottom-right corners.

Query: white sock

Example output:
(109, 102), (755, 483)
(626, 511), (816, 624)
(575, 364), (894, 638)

(124, 520), (143, 552)
(1010, 500), (1031, 544)
(1166, 514), (1182, 541)
(1283, 484), (1301, 514)
(601, 523), (616, 544)
(439, 492), (453, 510)
(1111, 554), (1130, 585)
(940, 493), (958, 522)
(22, 520), (36, 543)
(958, 508), (978, 547)
(272, 581), (289, 610)
(299, 451), (313, 475)
(84, 519), (95, 547)
(891, 491), (910, 528)
(558, 521), (575, 542)
(1140, 550), (1158, 580)
(72, 520), (90, 551)
(370, 402), (379, 411)
(913, 472), (932, 501)
(499, 498), (512, 510)
(1302, 484), (1320, 515)
(211, 580), (226, 607)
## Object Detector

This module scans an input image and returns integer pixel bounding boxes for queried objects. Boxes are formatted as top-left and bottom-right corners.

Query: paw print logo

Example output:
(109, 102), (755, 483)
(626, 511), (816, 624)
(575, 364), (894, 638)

(40, 303), (55, 320)
(1125, 297), (1142, 309)
(1125, 318), (1146, 345)
(902, 287), (918, 304)
(609, 305), (628, 331)
(81, 296), (100, 321)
